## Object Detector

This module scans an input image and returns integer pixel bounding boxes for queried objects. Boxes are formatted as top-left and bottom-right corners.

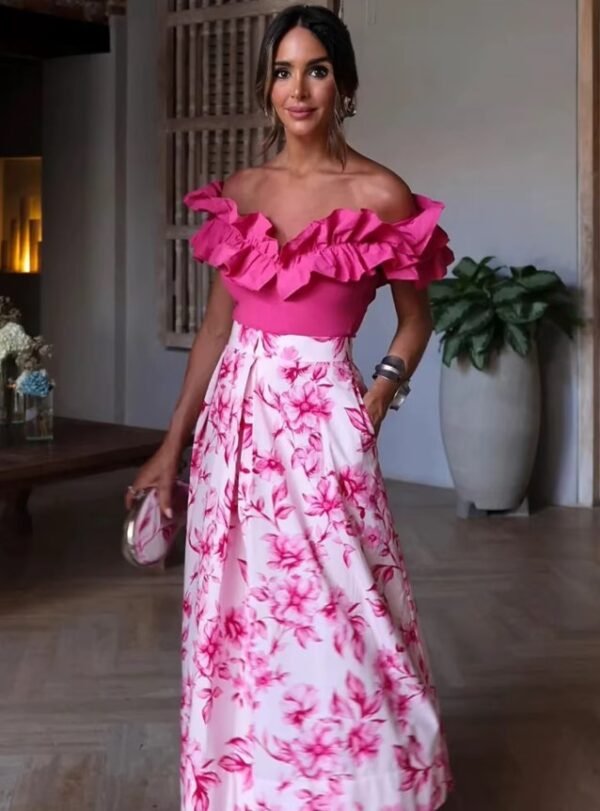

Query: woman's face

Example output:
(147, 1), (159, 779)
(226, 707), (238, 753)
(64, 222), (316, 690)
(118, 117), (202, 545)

(270, 26), (337, 138)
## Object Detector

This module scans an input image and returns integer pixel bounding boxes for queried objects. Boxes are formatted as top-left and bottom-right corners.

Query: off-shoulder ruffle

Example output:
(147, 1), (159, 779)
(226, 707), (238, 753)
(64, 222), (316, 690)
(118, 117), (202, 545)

(184, 181), (452, 300)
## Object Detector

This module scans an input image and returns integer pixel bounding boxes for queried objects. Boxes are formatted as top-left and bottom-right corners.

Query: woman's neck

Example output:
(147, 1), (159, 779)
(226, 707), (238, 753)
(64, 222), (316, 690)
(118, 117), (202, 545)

(276, 133), (345, 177)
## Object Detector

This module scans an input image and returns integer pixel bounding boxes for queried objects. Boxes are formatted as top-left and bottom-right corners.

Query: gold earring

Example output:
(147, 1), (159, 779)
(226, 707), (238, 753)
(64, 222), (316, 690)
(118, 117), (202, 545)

(343, 96), (357, 118)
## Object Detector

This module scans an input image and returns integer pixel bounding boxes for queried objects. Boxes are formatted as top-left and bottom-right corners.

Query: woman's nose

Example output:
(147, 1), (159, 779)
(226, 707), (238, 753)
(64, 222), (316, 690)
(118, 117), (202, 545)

(291, 73), (308, 99)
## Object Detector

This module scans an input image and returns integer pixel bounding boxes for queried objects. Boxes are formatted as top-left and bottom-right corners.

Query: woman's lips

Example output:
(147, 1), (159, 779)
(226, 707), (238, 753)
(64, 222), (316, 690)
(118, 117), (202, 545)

(286, 107), (317, 120)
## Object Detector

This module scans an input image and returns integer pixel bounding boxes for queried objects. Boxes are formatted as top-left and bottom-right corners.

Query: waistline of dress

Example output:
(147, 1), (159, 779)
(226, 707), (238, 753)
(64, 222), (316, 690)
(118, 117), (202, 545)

(227, 320), (354, 363)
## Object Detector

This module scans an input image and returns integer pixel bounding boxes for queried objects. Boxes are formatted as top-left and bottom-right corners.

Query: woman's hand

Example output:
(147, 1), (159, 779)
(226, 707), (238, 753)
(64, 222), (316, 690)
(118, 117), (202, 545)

(362, 390), (388, 436)
(125, 440), (182, 518)
(363, 376), (398, 436)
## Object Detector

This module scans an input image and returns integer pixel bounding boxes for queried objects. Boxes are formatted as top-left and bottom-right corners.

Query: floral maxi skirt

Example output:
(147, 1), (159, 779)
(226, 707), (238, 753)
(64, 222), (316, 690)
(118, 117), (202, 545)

(181, 322), (452, 811)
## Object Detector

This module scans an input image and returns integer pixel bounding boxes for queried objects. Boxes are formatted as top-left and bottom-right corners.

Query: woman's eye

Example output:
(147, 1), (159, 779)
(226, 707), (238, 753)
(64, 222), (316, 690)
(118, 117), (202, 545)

(273, 65), (329, 80)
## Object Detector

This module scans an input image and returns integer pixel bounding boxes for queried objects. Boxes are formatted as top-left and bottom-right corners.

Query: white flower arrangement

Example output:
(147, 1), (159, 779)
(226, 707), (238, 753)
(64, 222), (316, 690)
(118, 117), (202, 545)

(0, 322), (32, 362)
(16, 333), (52, 372)
(0, 296), (21, 329)
(0, 298), (54, 429)
(0, 296), (52, 389)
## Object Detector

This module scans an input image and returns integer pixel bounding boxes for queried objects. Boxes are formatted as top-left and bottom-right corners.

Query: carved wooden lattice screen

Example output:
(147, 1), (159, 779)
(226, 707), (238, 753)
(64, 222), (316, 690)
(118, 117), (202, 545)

(160, 0), (339, 349)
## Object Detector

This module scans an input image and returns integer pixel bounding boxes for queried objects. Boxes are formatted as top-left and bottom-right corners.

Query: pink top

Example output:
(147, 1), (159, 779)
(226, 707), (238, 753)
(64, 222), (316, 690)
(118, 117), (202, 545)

(185, 180), (453, 338)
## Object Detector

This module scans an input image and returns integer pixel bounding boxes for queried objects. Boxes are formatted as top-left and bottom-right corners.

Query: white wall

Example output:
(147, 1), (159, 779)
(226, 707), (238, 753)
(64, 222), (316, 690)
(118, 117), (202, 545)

(123, 0), (188, 428)
(344, 0), (578, 505)
(42, 36), (123, 421)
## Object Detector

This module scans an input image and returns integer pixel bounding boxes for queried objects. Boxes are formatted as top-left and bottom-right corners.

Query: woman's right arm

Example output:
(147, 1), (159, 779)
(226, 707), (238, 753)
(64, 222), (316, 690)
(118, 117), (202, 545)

(126, 273), (234, 515)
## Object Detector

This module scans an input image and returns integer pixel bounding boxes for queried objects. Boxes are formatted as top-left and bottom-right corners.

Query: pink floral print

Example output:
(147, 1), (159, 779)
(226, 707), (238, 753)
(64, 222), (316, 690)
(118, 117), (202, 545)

(181, 322), (452, 810)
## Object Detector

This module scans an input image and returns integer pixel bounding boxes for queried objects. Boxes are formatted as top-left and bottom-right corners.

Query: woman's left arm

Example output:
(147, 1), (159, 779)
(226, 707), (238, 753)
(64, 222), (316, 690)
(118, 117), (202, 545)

(359, 170), (436, 434)
(363, 280), (433, 435)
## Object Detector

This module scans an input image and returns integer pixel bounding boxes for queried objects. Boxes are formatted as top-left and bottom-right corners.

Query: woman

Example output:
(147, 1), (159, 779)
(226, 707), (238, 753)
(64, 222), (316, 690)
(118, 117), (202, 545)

(129, 5), (453, 809)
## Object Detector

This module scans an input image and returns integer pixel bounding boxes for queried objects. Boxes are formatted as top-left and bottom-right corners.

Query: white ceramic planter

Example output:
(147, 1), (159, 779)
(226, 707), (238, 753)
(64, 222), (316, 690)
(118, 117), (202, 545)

(440, 346), (541, 513)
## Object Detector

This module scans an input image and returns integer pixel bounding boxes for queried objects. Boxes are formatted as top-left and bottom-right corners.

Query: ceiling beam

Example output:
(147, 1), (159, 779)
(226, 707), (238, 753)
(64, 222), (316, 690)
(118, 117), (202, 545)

(0, 6), (110, 58)
(0, 1), (126, 24)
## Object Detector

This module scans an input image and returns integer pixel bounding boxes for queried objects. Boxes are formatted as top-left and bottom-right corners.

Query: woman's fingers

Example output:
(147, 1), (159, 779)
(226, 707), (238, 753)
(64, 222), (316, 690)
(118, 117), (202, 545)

(124, 467), (155, 511)
(125, 487), (135, 511)
(158, 474), (175, 519)
(125, 445), (181, 516)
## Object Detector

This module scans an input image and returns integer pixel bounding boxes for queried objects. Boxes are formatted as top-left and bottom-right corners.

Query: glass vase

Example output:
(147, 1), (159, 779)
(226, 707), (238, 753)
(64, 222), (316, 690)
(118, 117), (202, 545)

(0, 359), (23, 425)
(0, 365), (8, 425)
(10, 385), (25, 424)
(24, 389), (54, 441)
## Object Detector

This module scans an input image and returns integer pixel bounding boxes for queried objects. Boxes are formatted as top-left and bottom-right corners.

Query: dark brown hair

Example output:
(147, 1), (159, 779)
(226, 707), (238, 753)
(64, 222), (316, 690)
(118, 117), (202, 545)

(255, 4), (359, 164)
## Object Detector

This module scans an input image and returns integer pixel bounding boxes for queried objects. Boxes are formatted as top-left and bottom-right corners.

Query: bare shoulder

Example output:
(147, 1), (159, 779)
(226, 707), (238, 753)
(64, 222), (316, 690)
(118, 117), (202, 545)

(222, 167), (266, 211)
(363, 169), (415, 221)
(347, 153), (416, 222)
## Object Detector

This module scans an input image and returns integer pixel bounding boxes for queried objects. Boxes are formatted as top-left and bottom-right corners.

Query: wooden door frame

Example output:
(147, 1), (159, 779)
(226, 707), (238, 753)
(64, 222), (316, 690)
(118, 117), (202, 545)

(578, 0), (600, 506)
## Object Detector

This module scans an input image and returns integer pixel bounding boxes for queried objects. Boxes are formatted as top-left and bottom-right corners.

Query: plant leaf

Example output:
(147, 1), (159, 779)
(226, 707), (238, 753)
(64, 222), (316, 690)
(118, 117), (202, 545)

(441, 333), (464, 367)
(497, 301), (548, 324)
(491, 282), (529, 305)
(428, 279), (459, 302)
(455, 289), (490, 301)
(504, 323), (531, 356)
(469, 346), (488, 370)
(456, 307), (495, 336)
(452, 257), (479, 279)
(509, 264), (538, 279)
(516, 301), (549, 321)
(468, 329), (495, 370)
(517, 270), (562, 292)
(469, 328), (495, 354)
(431, 299), (475, 333)
(473, 256), (501, 284)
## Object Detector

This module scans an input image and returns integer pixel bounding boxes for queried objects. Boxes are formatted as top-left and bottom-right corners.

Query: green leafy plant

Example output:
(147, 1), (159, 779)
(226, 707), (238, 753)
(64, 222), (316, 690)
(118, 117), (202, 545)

(428, 257), (582, 370)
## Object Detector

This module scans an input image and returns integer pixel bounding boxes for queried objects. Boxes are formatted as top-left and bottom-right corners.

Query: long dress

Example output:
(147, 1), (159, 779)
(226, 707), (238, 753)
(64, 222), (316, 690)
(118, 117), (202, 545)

(180, 180), (454, 811)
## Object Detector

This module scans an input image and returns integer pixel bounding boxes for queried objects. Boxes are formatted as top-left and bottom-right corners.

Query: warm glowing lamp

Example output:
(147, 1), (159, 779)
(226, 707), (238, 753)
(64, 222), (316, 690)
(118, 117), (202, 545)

(1, 159), (42, 274)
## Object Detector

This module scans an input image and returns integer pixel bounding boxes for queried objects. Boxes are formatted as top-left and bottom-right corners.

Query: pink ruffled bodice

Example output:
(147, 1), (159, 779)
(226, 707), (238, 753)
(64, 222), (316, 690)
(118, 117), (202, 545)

(185, 180), (453, 337)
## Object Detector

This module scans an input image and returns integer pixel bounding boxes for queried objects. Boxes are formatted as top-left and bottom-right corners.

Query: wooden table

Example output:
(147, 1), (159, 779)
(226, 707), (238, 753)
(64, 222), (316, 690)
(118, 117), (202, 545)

(0, 417), (165, 544)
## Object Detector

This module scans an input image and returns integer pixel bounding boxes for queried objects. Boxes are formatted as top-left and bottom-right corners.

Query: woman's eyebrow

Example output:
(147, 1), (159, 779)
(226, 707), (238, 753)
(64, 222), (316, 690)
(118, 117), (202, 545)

(273, 56), (332, 67)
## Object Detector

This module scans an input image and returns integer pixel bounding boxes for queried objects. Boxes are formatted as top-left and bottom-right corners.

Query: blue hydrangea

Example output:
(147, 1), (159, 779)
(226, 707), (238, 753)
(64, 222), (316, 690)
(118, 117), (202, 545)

(15, 369), (53, 398)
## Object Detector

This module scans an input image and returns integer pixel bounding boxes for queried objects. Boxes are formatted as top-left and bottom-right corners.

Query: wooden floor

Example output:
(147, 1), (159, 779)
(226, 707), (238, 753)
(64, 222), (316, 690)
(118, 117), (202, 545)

(1, 471), (599, 811)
